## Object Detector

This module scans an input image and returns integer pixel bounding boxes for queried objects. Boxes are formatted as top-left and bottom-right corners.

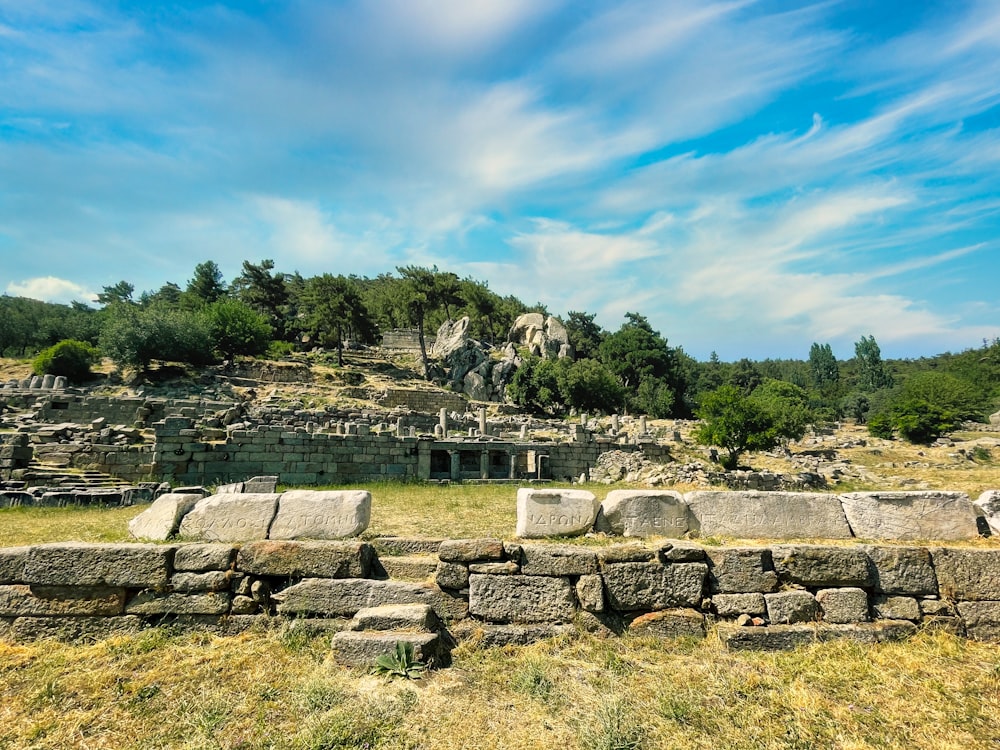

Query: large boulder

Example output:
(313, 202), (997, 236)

(431, 317), (472, 359)
(974, 490), (1000, 536)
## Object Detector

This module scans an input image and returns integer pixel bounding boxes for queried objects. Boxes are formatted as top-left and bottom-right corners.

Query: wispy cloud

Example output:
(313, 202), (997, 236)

(6, 276), (96, 304)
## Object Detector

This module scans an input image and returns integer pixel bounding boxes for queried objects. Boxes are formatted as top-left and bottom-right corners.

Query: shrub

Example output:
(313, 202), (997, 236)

(205, 299), (272, 360)
(32, 339), (100, 382)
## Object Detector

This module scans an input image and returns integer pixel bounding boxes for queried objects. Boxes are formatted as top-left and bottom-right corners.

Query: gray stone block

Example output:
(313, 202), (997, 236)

(931, 548), (1000, 601)
(125, 591), (231, 615)
(576, 574), (605, 613)
(862, 546), (937, 596)
(23, 543), (172, 588)
(816, 588), (869, 624)
(435, 561), (469, 590)
(468, 574), (575, 623)
(771, 545), (872, 587)
(274, 578), (467, 621)
(438, 538), (504, 563)
(956, 601), (1000, 641)
(628, 608), (705, 639)
(718, 623), (818, 650)
(169, 571), (231, 592)
(127, 492), (203, 540)
(872, 595), (921, 621)
(380, 556), (438, 582)
(516, 545), (599, 576)
(705, 548), (778, 594)
(268, 490), (370, 540)
(840, 491), (980, 540)
(974, 490), (1000, 535)
(349, 603), (440, 632)
(598, 544), (655, 564)
(596, 490), (690, 537)
(178, 493), (280, 542)
(765, 590), (819, 624)
(0, 547), (30, 584)
(332, 630), (442, 667)
(173, 543), (235, 572)
(686, 491), (852, 539)
(8, 615), (145, 643)
(236, 540), (375, 579)
(516, 488), (598, 538)
(602, 562), (707, 611)
(0, 585), (126, 617)
(712, 592), (767, 618)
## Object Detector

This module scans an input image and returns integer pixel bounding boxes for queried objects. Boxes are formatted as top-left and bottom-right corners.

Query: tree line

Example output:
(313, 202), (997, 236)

(2, 259), (998, 448)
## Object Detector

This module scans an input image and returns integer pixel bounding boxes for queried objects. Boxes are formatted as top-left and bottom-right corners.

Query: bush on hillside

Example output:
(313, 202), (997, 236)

(31, 339), (101, 383)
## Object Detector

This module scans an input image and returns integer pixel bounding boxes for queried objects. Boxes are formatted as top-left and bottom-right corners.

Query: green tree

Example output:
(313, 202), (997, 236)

(298, 274), (375, 366)
(868, 371), (989, 443)
(100, 303), (213, 373)
(32, 340), (101, 382)
(96, 280), (134, 307)
(232, 259), (290, 339)
(808, 343), (839, 390)
(186, 260), (227, 306)
(728, 358), (763, 394)
(751, 379), (812, 446)
(854, 335), (893, 392)
(560, 358), (626, 414)
(205, 299), (272, 361)
(396, 265), (439, 377)
(459, 278), (500, 343)
(564, 310), (605, 360)
(507, 357), (567, 415)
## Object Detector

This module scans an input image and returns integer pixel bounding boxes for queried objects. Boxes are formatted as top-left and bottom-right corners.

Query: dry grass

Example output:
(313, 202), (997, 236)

(1, 626), (999, 749)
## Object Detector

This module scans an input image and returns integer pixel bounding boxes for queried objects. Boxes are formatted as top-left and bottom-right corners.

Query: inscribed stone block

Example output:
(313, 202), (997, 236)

(268, 490), (370, 540)
(178, 493), (279, 542)
(596, 490), (689, 537)
(840, 491), (980, 540)
(685, 491), (852, 539)
(127, 493), (203, 540)
(515, 488), (598, 538)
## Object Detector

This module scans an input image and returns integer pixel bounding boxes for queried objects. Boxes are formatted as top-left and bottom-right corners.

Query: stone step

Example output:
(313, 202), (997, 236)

(349, 603), (440, 633)
(378, 555), (438, 582)
(331, 630), (442, 668)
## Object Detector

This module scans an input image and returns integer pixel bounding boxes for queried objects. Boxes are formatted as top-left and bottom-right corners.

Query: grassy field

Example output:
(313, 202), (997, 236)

(1, 625), (999, 749)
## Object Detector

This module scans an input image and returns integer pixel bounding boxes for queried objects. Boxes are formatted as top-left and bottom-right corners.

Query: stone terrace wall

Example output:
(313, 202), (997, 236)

(1, 539), (997, 647)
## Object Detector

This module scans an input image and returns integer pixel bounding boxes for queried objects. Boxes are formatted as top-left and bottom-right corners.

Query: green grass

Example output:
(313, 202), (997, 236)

(2, 627), (999, 749)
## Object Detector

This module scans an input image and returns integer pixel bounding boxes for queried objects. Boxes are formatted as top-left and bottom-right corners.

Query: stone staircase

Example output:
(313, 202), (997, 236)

(331, 603), (452, 668)
(20, 461), (131, 491)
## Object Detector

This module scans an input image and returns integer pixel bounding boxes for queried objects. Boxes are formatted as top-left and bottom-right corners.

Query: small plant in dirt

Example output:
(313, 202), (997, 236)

(373, 641), (427, 680)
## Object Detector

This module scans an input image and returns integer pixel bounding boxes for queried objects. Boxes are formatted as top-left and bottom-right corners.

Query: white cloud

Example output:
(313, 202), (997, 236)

(6, 276), (96, 304)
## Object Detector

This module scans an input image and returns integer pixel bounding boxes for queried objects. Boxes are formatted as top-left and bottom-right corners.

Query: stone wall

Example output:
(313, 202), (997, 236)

(376, 388), (468, 413)
(0, 433), (32, 480)
(1, 538), (997, 648)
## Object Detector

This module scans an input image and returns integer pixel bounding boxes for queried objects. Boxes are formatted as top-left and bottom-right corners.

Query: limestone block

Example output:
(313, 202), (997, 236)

(236, 540), (375, 579)
(125, 591), (231, 615)
(861, 546), (937, 596)
(599, 544), (656, 564)
(469, 561), (519, 575)
(602, 562), (707, 611)
(173, 544), (236, 572)
(274, 578), (467, 621)
(516, 545), (599, 576)
(765, 591), (819, 624)
(435, 561), (469, 590)
(840, 491), (980, 540)
(931, 548), (1000, 601)
(718, 623), (817, 650)
(0, 585), (126, 617)
(596, 490), (689, 538)
(712, 593), (767, 618)
(332, 631), (442, 667)
(380, 556), (438, 582)
(374, 537), (446, 556)
(872, 595), (921, 621)
(349, 603), (440, 632)
(576, 574), (605, 612)
(178, 493), (280, 542)
(0, 547), (30, 584)
(705, 548), (778, 594)
(169, 571), (231, 592)
(23, 543), (172, 588)
(268, 490), (370, 540)
(438, 538), (504, 563)
(816, 588), (869, 624)
(956, 601), (1000, 641)
(974, 490), (1000, 535)
(468, 573), (575, 623)
(127, 493), (203, 540)
(771, 545), (873, 587)
(659, 542), (706, 563)
(815, 620), (917, 645)
(628, 609), (706, 639)
(8, 615), (145, 643)
(515, 488), (598, 538)
(686, 491), (852, 539)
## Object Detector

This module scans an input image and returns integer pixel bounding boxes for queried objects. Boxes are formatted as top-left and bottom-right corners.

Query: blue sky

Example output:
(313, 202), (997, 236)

(2, 0), (999, 361)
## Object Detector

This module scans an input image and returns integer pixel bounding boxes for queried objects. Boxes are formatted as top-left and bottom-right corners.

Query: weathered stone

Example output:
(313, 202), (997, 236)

(596, 490), (689, 538)
(0, 585), (126, 617)
(173, 543), (235, 572)
(23, 543), (171, 588)
(599, 545), (655, 564)
(956, 601), (1000, 641)
(686, 491), (852, 539)
(658, 542), (706, 563)
(178, 493), (279, 542)
(231, 595), (258, 615)
(718, 623), (818, 650)
(379, 556), (438, 582)
(8, 615), (145, 643)
(973, 490), (1000, 535)
(373, 537), (446, 556)
(268, 490), (370, 540)
(861, 546), (937, 596)
(816, 588), (869, 624)
(576, 574), (605, 612)
(349, 603), (440, 632)
(435, 561), (469, 590)
(450, 621), (574, 647)
(438, 538), (504, 563)
(840, 491), (980, 540)
(872, 595), (921, 621)
(274, 579), (467, 621)
(602, 562), (707, 611)
(815, 620), (918, 644)
(127, 493), (203, 540)
(0, 546), (30, 584)
(125, 591), (231, 615)
(628, 609), (705, 639)
(515, 488), (599, 539)
(765, 591), (819, 624)
(468, 574), (575, 623)
(516, 545), (599, 576)
(713, 593), (767, 618)
(169, 571), (231, 592)
(468, 561), (519, 575)
(919, 598), (954, 617)
(771, 545), (872, 587)
(705, 548), (778, 594)
(931, 548), (1000, 601)
(236, 540), (375, 579)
